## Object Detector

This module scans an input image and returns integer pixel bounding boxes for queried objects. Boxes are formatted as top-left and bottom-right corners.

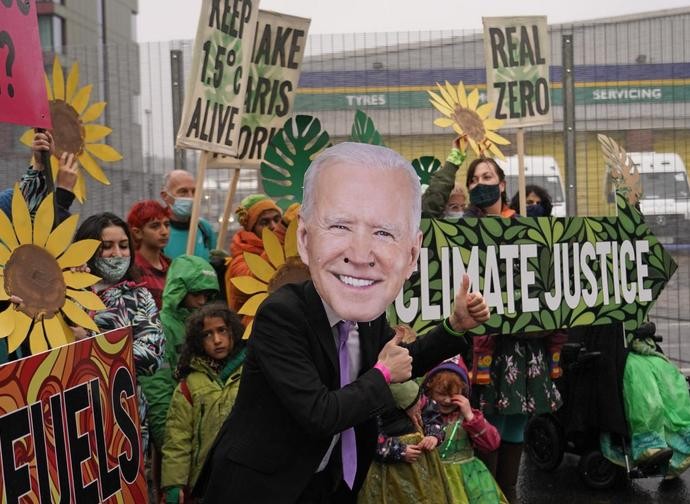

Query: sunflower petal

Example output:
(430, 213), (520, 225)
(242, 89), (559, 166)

(11, 183), (32, 245)
(44, 73), (53, 101)
(243, 252), (275, 283)
(0, 307), (15, 338)
(61, 298), (99, 332)
(242, 319), (254, 340)
(8, 310), (32, 353)
(79, 151), (110, 185)
(476, 102), (494, 120)
(73, 171), (87, 202)
(284, 219), (299, 258)
(66, 288), (107, 311)
(52, 56), (65, 101)
(84, 124), (112, 143)
(238, 292), (269, 316)
(65, 62), (80, 103)
(0, 274), (7, 300)
(50, 155), (59, 184)
(452, 124), (464, 136)
(457, 82), (468, 108)
(468, 138), (480, 156)
(81, 101), (107, 124)
(485, 130), (511, 145)
(487, 142), (506, 160)
(43, 315), (73, 348)
(433, 117), (456, 128)
(427, 91), (453, 115)
(443, 81), (459, 103)
(19, 129), (34, 147)
(56, 239), (100, 269)
(467, 88), (480, 110)
(484, 118), (505, 131)
(435, 83), (456, 109)
(71, 84), (93, 115)
(231, 276), (268, 296)
(63, 270), (101, 289)
(29, 322), (49, 354)
(0, 242), (11, 265)
(45, 214), (79, 257)
(33, 193), (55, 247)
(262, 229), (285, 269)
(85, 143), (123, 163)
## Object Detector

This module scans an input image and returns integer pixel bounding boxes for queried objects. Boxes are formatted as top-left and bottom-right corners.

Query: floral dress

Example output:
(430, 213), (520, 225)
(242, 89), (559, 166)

(93, 281), (165, 452)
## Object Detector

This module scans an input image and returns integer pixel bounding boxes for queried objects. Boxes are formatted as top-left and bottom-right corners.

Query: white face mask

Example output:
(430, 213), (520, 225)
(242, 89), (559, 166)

(443, 211), (464, 219)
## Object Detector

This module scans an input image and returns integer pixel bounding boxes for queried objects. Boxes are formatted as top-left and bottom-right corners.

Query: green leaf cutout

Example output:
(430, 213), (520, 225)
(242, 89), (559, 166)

(350, 110), (384, 145)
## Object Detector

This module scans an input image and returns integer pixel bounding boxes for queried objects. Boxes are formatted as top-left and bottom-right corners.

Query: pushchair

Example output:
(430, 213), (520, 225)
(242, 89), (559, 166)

(524, 321), (685, 489)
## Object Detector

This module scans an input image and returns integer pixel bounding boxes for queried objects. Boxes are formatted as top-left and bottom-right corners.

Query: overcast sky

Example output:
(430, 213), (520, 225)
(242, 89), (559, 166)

(137, 0), (690, 42)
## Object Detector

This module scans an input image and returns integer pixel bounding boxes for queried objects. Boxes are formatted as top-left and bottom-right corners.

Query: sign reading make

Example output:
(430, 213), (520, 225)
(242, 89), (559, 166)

(177, 0), (260, 156)
(0, 0), (51, 128)
(482, 16), (552, 127)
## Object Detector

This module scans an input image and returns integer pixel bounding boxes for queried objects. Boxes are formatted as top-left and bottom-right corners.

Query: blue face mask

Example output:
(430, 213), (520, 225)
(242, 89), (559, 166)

(469, 183), (501, 209)
(526, 204), (547, 217)
(93, 256), (130, 284)
(171, 197), (193, 220)
(443, 211), (465, 219)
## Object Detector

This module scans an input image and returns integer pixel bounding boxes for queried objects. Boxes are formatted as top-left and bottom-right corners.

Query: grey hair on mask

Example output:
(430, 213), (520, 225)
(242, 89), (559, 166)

(300, 142), (421, 235)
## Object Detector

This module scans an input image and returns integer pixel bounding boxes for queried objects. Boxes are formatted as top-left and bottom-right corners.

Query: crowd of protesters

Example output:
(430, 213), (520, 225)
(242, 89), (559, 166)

(2, 132), (689, 504)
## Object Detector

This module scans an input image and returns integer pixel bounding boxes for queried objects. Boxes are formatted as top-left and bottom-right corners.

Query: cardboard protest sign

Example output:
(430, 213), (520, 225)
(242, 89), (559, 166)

(482, 16), (552, 127)
(208, 10), (310, 167)
(176, 0), (260, 156)
(0, 327), (146, 503)
(0, 0), (51, 128)
(391, 193), (677, 336)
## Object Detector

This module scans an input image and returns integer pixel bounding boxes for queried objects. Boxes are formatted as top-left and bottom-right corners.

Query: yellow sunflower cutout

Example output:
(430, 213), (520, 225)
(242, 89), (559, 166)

(428, 81), (510, 160)
(0, 185), (105, 354)
(231, 218), (310, 339)
(19, 55), (122, 202)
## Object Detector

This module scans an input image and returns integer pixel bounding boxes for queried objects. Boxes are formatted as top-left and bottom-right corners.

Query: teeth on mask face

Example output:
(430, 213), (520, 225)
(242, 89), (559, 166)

(339, 275), (374, 287)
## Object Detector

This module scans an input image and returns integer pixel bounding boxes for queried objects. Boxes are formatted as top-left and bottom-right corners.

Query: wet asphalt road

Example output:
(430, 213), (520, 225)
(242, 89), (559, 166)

(517, 453), (690, 503)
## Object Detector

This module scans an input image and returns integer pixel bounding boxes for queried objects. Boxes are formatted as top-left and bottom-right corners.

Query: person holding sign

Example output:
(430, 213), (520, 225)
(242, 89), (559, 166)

(196, 142), (491, 504)
(462, 158), (563, 502)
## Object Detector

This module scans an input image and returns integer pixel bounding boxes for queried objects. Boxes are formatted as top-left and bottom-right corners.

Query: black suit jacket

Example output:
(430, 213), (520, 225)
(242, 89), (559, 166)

(197, 281), (470, 503)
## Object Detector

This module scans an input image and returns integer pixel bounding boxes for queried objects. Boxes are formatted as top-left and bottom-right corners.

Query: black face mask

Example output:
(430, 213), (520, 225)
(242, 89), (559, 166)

(526, 203), (547, 217)
(469, 183), (501, 208)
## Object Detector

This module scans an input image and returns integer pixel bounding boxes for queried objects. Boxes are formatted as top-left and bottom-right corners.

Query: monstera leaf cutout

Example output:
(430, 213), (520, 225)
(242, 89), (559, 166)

(260, 115), (331, 210)
(412, 156), (442, 187)
(350, 110), (384, 146)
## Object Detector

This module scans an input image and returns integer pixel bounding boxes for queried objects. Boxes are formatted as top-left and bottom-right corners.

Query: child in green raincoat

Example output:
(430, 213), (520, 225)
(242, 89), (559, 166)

(161, 303), (246, 503)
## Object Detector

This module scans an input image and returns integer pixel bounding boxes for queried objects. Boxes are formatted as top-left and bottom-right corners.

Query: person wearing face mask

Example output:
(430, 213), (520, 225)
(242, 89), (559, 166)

(442, 185), (467, 219)
(161, 170), (217, 261)
(462, 160), (563, 502)
(74, 212), (166, 456)
(509, 184), (553, 218)
(225, 193), (283, 314)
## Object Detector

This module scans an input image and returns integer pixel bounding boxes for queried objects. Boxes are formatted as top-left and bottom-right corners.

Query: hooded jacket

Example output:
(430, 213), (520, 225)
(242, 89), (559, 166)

(161, 350), (245, 491)
(139, 255), (220, 448)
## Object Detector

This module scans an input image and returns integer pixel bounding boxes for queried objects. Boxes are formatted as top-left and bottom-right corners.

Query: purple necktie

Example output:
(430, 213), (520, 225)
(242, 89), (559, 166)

(337, 320), (357, 489)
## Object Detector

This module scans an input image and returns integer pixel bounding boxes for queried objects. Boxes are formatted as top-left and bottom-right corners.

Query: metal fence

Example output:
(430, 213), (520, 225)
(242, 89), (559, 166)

(1, 8), (689, 363)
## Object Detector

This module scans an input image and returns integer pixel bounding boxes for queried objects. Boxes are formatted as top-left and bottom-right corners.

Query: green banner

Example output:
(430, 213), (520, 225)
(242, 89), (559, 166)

(389, 192), (677, 336)
(294, 85), (690, 111)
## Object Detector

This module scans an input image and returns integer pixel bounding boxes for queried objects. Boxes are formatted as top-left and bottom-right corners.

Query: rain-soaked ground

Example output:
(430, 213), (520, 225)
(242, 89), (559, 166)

(518, 453), (690, 503)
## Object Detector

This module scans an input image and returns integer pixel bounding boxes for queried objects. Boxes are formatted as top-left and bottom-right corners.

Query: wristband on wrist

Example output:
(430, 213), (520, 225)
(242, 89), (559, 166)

(446, 147), (467, 166)
(374, 361), (392, 384)
(443, 317), (465, 337)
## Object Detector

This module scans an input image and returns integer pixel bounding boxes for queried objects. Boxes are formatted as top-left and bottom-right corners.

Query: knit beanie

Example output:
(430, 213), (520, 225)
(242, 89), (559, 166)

(422, 355), (471, 394)
(390, 380), (422, 411)
(236, 194), (281, 233)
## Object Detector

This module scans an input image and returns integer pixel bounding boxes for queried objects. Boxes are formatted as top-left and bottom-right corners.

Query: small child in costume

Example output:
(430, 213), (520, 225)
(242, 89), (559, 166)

(423, 356), (508, 504)
(357, 379), (454, 504)
(161, 303), (246, 503)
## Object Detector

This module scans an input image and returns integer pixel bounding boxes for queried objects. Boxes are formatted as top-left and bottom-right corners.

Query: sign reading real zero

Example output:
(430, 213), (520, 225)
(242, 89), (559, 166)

(482, 16), (553, 127)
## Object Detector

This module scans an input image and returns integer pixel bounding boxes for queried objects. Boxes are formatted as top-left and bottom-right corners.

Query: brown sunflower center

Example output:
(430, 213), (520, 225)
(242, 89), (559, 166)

(453, 106), (485, 142)
(4, 244), (66, 319)
(49, 100), (85, 157)
(267, 257), (311, 294)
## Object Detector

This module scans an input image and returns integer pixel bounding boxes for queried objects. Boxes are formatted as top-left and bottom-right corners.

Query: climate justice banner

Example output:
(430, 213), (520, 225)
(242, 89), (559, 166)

(0, 328), (146, 504)
(391, 193), (677, 336)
